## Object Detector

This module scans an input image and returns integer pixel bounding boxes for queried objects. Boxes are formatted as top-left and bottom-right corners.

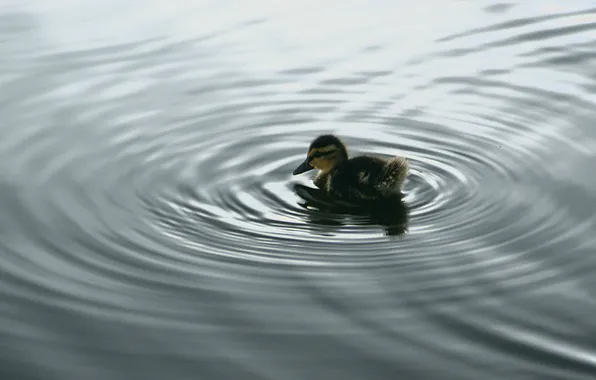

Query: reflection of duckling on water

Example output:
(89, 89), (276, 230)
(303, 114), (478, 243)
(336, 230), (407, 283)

(293, 183), (409, 237)
(292, 134), (409, 201)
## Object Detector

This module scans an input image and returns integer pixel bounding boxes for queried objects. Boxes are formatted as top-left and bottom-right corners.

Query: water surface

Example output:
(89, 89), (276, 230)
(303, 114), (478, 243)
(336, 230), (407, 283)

(1, 1), (596, 379)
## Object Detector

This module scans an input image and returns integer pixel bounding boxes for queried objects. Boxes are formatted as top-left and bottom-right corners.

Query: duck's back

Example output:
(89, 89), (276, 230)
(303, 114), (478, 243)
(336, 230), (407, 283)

(326, 155), (408, 199)
(376, 156), (408, 194)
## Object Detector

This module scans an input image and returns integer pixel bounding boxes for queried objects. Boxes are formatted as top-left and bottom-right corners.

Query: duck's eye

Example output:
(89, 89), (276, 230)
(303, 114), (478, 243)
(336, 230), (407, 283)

(312, 151), (332, 159)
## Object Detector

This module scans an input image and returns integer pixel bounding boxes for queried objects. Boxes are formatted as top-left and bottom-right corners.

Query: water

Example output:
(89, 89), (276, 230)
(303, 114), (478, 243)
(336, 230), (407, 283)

(1, 1), (596, 379)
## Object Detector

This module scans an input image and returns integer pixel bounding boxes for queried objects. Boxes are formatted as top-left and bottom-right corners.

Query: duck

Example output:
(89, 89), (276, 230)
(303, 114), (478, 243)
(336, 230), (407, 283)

(292, 134), (409, 201)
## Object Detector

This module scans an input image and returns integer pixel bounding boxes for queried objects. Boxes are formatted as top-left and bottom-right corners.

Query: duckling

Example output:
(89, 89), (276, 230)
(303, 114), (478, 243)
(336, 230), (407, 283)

(292, 134), (409, 201)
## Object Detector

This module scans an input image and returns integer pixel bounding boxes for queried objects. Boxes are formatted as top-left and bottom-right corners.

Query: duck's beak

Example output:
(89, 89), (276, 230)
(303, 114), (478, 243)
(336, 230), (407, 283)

(293, 158), (313, 175)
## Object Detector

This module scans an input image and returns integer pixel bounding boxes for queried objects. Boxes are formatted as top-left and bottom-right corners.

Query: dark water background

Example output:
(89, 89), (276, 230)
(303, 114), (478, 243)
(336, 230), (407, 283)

(1, 1), (596, 379)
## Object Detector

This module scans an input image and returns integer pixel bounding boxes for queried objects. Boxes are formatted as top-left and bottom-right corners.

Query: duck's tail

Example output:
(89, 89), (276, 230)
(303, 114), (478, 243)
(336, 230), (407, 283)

(377, 157), (409, 196)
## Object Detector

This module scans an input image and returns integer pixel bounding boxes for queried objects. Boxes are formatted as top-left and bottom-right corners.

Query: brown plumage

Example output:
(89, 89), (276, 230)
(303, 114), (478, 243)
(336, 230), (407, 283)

(292, 134), (409, 201)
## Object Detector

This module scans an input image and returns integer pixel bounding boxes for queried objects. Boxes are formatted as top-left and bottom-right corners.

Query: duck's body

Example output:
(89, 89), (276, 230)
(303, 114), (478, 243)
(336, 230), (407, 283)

(293, 135), (408, 201)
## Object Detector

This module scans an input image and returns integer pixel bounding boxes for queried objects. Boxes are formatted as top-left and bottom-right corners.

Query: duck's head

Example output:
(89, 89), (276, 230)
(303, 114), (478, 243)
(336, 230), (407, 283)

(293, 134), (348, 175)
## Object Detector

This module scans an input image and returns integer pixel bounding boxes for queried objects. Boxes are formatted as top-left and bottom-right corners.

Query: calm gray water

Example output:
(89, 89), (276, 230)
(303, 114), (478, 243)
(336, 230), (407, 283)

(1, 1), (596, 379)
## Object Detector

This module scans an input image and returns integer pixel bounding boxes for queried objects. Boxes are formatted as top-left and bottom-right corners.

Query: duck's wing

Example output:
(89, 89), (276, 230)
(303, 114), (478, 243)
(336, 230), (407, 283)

(330, 157), (386, 199)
